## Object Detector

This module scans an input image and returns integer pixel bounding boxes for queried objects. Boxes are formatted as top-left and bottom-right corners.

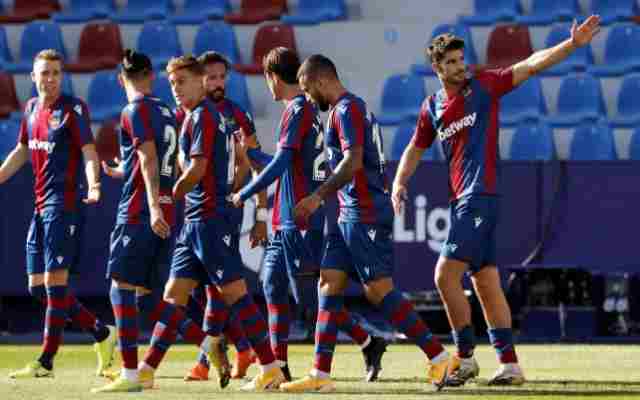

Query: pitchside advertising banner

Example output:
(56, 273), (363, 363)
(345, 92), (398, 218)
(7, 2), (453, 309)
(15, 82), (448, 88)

(1, 162), (639, 295)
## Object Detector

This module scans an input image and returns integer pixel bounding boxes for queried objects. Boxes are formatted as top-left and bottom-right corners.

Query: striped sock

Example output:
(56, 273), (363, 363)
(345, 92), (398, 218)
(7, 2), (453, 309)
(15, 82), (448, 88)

(143, 301), (182, 369)
(39, 285), (69, 369)
(266, 302), (290, 363)
(230, 295), (275, 366)
(336, 307), (370, 346)
(196, 286), (227, 368)
(313, 295), (343, 375)
(488, 328), (518, 364)
(67, 292), (110, 343)
(452, 325), (475, 358)
(225, 319), (251, 353)
(379, 290), (444, 360)
(110, 285), (139, 370)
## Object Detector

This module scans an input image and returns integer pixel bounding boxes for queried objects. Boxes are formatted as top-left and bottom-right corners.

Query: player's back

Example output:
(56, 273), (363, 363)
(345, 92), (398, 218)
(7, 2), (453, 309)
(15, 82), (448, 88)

(118, 95), (178, 225)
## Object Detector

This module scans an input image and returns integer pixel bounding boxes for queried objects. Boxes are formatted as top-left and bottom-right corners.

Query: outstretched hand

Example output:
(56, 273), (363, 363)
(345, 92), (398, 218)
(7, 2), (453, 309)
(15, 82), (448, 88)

(571, 15), (601, 47)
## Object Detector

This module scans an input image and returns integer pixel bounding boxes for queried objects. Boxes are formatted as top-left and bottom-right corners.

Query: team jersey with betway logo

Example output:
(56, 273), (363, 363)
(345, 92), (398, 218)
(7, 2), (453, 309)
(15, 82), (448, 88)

(412, 68), (515, 200)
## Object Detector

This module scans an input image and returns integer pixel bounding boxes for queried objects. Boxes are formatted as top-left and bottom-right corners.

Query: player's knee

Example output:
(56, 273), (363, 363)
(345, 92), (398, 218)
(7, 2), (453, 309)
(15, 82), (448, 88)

(163, 280), (190, 306)
(318, 273), (347, 295)
(44, 269), (69, 287)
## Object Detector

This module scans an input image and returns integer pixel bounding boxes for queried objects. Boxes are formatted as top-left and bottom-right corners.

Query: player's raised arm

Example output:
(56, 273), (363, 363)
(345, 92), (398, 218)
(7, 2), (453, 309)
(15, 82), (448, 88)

(511, 15), (601, 87)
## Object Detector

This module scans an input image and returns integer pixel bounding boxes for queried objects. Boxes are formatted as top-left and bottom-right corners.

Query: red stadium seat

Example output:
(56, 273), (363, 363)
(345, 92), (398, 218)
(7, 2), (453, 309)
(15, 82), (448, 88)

(234, 23), (297, 75)
(0, 72), (21, 119)
(66, 23), (124, 73)
(0, 0), (60, 23)
(486, 24), (533, 69)
(224, 0), (287, 25)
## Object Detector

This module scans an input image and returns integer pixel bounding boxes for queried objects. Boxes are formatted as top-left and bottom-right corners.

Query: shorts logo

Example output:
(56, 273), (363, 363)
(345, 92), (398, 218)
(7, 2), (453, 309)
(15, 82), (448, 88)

(216, 269), (223, 280)
(122, 236), (131, 247)
(293, 259), (300, 268)
(300, 230), (307, 239)
(447, 243), (458, 253)
(56, 256), (64, 265)
(367, 229), (377, 242)
(223, 235), (231, 247)
(69, 225), (76, 236)
(474, 217), (483, 228)
(363, 266), (371, 276)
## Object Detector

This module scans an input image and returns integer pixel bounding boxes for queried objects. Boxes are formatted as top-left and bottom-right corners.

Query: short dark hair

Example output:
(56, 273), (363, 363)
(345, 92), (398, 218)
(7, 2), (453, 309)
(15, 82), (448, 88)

(197, 51), (230, 71)
(262, 47), (300, 85)
(166, 55), (204, 76)
(297, 54), (339, 82)
(426, 33), (465, 63)
(120, 48), (152, 80)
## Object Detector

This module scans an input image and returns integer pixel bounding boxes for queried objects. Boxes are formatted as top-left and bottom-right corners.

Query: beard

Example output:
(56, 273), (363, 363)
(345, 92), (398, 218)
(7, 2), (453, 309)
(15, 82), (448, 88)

(209, 87), (225, 102)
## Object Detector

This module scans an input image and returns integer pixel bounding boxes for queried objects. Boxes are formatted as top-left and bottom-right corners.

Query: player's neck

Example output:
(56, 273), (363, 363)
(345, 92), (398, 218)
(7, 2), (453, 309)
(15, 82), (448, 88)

(442, 81), (464, 99)
(126, 87), (150, 103)
(39, 93), (60, 109)
(280, 84), (304, 104)
(328, 84), (348, 107)
(184, 93), (206, 111)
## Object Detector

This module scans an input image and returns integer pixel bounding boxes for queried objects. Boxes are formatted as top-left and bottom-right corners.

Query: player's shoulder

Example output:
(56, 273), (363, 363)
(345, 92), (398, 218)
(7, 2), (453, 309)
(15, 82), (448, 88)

(335, 92), (366, 117)
(60, 95), (90, 119)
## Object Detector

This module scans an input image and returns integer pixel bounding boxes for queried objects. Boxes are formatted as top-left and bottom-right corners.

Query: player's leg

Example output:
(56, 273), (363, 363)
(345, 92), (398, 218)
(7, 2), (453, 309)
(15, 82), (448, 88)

(224, 313), (255, 379)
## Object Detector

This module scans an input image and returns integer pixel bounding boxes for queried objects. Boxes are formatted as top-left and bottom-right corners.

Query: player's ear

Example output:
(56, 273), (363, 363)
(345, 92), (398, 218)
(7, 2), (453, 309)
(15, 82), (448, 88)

(432, 61), (442, 75)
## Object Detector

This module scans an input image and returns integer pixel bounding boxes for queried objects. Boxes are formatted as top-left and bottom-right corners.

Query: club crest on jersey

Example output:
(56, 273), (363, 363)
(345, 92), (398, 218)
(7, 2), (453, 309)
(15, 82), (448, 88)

(438, 112), (477, 141)
(48, 113), (61, 129)
(69, 225), (76, 236)
(216, 269), (223, 279)
(122, 236), (131, 247)
(368, 229), (377, 241)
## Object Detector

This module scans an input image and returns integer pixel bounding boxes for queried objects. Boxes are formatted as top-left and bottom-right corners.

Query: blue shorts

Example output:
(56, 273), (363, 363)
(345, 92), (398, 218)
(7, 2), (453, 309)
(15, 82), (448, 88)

(321, 222), (394, 284)
(262, 229), (320, 303)
(26, 210), (83, 275)
(107, 223), (173, 289)
(441, 196), (498, 274)
(170, 219), (244, 286)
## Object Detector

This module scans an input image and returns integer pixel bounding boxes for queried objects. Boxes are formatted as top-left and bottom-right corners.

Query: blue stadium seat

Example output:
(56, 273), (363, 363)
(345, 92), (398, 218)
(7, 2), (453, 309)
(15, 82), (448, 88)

(281, 0), (347, 25)
(0, 26), (12, 69)
(611, 74), (640, 127)
(547, 74), (605, 127)
(0, 119), (20, 161)
(377, 74), (426, 126)
(53, 0), (115, 23)
(500, 76), (546, 126)
(87, 70), (127, 122)
(137, 21), (182, 70)
(460, 0), (521, 25)
(569, 120), (617, 160)
(4, 21), (67, 73)
(30, 73), (74, 98)
(111, 0), (173, 23)
(629, 127), (640, 160)
(515, 0), (579, 25)
(540, 24), (594, 76)
(391, 121), (440, 161)
(152, 73), (176, 109)
(171, 0), (229, 24)
(509, 121), (556, 161)
(411, 23), (478, 76)
(226, 71), (252, 115)
(588, 24), (640, 76)
(193, 22), (240, 64)
(592, 0), (638, 25)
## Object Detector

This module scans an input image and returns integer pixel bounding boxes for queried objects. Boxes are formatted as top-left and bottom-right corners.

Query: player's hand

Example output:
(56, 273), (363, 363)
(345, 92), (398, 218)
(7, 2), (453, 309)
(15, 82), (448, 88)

(391, 182), (407, 215)
(101, 158), (124, 179)
(83, 183), (101, 204)
(150, 205), (170, 239)
(249, 221), (267, 248)
(571, 15), (601, 47)
(230, 193), (243, 208)
(239, 130), (260, 150)
(294, 193), (322, 221)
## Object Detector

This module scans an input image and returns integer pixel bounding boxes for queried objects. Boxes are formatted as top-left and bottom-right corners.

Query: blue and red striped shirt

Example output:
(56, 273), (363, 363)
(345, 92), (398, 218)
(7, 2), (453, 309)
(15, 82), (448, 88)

(412, 68), (514, 201)
(117, 95), (178, 226)
(18, 94), (93, 213)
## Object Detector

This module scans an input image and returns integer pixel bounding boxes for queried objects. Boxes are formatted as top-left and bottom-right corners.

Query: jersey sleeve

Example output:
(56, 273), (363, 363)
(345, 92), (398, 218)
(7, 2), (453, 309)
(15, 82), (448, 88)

(335, 101), (366, 152)
(278, 101), (311, 151)
(475, 67), (515, 98)
(127, 102), (156, 149)
(233, 105), (256, 138)
(69, 100), (94, 149)
(411, 101), (437, 149)
(189, 109), (215, 158)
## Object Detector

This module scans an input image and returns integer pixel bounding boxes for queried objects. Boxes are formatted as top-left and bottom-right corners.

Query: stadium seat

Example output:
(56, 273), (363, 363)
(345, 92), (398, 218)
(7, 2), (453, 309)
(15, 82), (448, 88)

(610, 74), (640, 127)
(569, 120), (617, 160)
(591, 0), (638, 25)
(500, 76), (546, 126)
(224, 0), (287, 25)
(0, 73), (21, 120)
(515, 0), (579, 25)
(111, 0), (173, 24)
(4, 21), (67, 73)
(486, 25), (533, 69)
(547, 74), (605, 127)
(193, 22), (241, 64)
(171, 0), (229, 24)
(152, 73), (176, 109)
(0, 27), (12, 69)
(66, 23), (123, 73)
(281, 0), (347, 25)
(411, 23), (478, 76)
(137, 21), (183, 70)
(234, 23), (297, 75)
(226, 71), (253, 114)
(460, 0), (521, 25)
(87, 71), (127, 122)
(540, 24), (594, 76)
(377, 74), (425, 126)
(588, 24), (640, 76)
(0, 119), (20, 161)
(31, 73), (75, 98)
(509, 121), (556, 161)
(391, 121), (440, 161)
(0, 0), (60, 23)
(53, 0), (115, 23)
(629, 127), (640, 160)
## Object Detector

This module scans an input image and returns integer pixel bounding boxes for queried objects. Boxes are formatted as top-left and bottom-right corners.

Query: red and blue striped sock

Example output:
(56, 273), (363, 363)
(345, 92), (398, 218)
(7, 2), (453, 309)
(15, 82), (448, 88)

(337, 307), (370, 346)
(266, 302), (290, 363)
(230, 294), (275, 366)
(379, 290), (444, 360)
(488, 328), (518, 364)
(39, 285), (69, 369)
(225, 318), (251, 353)
(110, 285), (139, 370)
(67, 292), (110, 343)
(313, 295), (343, 375)
(452, 325), (475, 358)
(197, 286), (227, 367)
